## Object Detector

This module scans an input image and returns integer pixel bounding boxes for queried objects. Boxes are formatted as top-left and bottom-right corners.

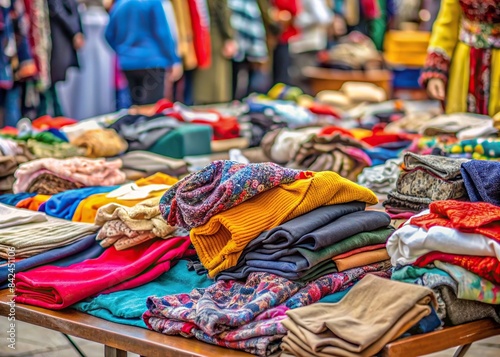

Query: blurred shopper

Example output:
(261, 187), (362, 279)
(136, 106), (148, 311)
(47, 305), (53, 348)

(269, 0), (300, 85)
(193, 0), (237, 105)
(45, 0), (85, 116)
(229, 0), (269, 99)
(289, 0), (334, 93)
(105, 0), (182, 106)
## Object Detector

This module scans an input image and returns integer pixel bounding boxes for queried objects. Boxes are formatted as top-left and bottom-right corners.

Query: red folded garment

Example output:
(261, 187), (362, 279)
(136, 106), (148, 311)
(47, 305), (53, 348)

(14, 236), (192, 309)
(318, 126), (354, 138)
(414, 251), (500, 285)
(410, 201), (500, 242)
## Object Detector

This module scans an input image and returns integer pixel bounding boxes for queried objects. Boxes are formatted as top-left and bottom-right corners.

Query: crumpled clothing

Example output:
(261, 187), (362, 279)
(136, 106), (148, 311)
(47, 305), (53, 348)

(13, 157), (126, 193)
(288, 133), (372, 181)
(437, 285), (500, 326)
(26, 139), (86, 159)
(419, 113), (495, 137)
(71, 128), (128, 158)
(261, 127), (322, 164)
(159, 160), (305, 229)
(96, 220), (158, 250)
(357, 158), (402, 194)
(144, 262), (391, 356)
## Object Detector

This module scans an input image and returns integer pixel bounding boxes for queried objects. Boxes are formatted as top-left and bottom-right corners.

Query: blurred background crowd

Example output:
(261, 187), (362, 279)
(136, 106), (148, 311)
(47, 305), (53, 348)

(0, 0), (441, 127)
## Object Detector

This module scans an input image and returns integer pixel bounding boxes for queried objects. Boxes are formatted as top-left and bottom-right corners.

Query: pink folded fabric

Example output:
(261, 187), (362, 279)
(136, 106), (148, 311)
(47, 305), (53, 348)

(14, 236), (193, 309)
(14, 157), (126, 193)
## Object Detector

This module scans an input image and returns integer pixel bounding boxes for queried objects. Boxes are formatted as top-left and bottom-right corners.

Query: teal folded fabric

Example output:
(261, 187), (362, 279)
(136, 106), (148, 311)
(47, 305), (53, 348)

(319, 286), (352, 303)
(72, 260), (213, 327)
(391, 265), (456, 291)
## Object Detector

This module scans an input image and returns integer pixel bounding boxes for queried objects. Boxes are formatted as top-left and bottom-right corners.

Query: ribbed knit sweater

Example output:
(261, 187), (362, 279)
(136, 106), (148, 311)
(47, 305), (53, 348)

(191, 171), (378, 277)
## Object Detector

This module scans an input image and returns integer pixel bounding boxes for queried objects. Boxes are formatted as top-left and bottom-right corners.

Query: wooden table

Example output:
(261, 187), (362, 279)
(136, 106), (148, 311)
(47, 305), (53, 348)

(1, 289), (500, 357)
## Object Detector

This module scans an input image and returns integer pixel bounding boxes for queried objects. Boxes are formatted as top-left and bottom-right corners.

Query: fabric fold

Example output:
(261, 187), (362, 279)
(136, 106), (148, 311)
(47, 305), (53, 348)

(14, 236), (193, 309)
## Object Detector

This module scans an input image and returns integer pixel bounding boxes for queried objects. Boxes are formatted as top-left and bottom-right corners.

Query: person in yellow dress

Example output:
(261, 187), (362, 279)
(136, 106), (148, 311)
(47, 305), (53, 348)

(420, 0), (500, 117)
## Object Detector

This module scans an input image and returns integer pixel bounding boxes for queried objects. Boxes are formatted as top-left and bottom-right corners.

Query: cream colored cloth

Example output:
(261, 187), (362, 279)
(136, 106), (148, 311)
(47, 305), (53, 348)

(0, 216), (98, 259)
(281, 274), (436, 357)
(0, 203), (47, 228)
(95, 196), (176, 238)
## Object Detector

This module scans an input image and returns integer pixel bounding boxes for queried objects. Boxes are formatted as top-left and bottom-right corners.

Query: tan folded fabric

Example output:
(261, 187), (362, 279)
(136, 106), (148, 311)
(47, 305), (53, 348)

(333, 248), (390, 272)
(281, 274), (436, 356)
(211, 137), (250, 153)
(95, 196), (176, 238)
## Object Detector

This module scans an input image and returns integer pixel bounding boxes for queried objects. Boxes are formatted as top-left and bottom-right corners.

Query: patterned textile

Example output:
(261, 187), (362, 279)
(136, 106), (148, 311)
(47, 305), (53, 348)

(396, 168), (466, 201)
(419, 0), (500, 115)
(415, 252), (500, 285)
(96, 220), (157, 250)
(410, 200), (500, 242)
(467, 47), (492, 114)
(383, 191), (431, 213)
(27, 173), (83, 195)
(159, 160), (306, 229)
(144, 263), (391, 356)
(228, 0), (268, 63)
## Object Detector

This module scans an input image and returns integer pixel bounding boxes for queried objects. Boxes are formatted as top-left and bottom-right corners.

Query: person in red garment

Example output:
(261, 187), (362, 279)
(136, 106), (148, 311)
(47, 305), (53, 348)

(270, 0), (301, 85)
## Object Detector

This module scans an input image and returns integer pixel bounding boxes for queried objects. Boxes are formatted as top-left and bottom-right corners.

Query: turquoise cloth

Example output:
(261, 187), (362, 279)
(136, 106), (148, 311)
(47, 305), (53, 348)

(391, 265), (456, 290)
(72, 260), (213, 328)
(319, 286), (352, 303)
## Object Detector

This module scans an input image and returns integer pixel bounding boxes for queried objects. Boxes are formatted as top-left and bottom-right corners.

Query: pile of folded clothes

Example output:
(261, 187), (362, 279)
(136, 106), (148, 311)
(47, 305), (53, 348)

(13, 157), (127, 195)
(383, 153), (469, 219)
(389, 200), (500, 326)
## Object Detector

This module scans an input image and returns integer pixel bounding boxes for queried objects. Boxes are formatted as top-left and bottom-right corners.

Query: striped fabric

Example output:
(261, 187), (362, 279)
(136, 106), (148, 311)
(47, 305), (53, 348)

(228, 0), (268, 62)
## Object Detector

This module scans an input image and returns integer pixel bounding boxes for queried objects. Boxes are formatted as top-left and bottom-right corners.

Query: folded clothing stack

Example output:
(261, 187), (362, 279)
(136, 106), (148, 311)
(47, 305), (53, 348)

(389, 200), (500, 326)
(0, 138), (34, 193)
(216, 203), (393, 281)
(280, 275), (437, 357)
(144, 263), (391, 356)
(13, 157), (127, 194)
(383, 153), (468, 218)
(0, 203), (98, 259)
(288, 132), (372, 182)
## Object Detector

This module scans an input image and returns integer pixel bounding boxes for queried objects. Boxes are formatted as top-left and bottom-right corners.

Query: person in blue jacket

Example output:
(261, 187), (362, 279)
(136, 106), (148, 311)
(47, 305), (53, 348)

(105, 0), (182, 105)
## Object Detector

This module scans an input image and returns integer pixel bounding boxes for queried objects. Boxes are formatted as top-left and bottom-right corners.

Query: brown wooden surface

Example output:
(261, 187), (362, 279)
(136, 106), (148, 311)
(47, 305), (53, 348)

(302, 66), (393, 97)
(382, 319), (500, 357)
(0, 289), (250, 357)
(2, 287), (500, 357)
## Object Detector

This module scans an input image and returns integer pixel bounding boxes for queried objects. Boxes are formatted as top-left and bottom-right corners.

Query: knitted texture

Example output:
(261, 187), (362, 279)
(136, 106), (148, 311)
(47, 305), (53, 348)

(159, 161), (306, 229)
(190, 171), (379, 277)
(461, 160), (500, 206)
(410, 200), (500, 242)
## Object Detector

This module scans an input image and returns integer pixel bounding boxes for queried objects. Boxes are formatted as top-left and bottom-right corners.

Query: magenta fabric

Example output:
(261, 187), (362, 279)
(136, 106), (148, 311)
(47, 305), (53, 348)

(14, 236), (193, 309)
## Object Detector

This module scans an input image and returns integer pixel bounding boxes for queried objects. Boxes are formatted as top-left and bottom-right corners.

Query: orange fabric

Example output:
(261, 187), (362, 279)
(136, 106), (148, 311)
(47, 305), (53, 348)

(331, 243), (387, 260)
(410, 200), (500, 242)
(15, 195), (51, 211)
(31, 116), (77, 130)
(135, 172), (178, 186)
(333, 249), (390, 272)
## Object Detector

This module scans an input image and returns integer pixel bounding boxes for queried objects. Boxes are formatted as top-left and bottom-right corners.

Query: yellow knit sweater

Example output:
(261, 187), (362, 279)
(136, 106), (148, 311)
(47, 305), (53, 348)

(191, 171), (378, 277)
